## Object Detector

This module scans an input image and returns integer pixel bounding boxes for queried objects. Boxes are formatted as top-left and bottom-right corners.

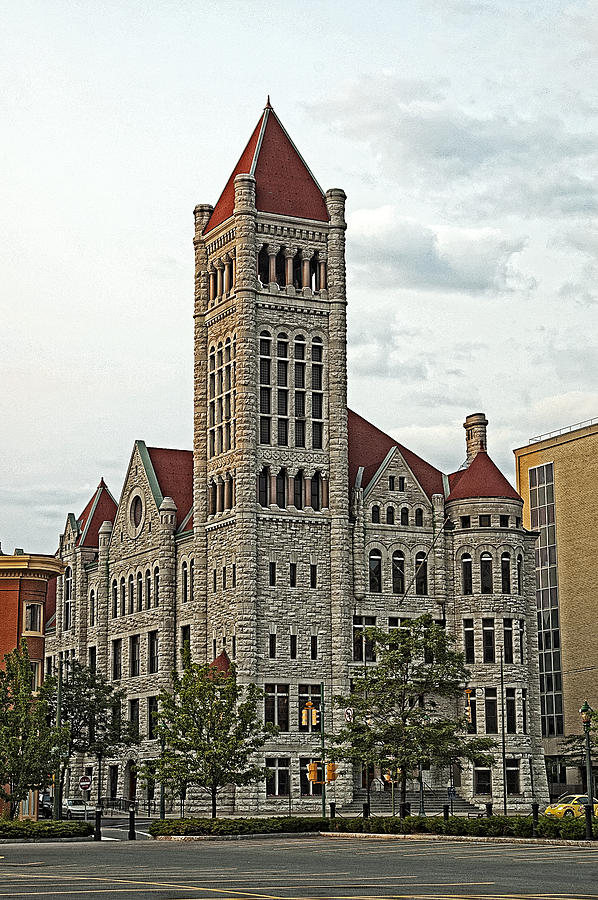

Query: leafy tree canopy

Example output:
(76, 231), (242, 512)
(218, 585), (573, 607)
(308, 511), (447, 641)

(150, 656), (275, 818)
(0, 641), (67, 818)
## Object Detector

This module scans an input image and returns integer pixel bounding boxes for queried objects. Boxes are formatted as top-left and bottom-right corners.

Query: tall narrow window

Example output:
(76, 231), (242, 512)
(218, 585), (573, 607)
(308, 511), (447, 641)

(353, 616), (376, 662)
(519, 619), (525, 663)
(128, 575), (134, 614)
(276, 469), (286, 508)
(310, 634), (318, 660)
(112, 639), (122, 680)
(386, 506), (395, 525)
(415, 508), (423, 527)
(480, 553), (493, 594)
(294, 471), (304, 509)
(148, 631), (159, 674)
(269, 562), (276, 586)
(372, 505), (380, 524)
(112, 580), (118, 618)
(501, 553), (511, 593)
(265, 683), (289, 730)
(145, 569), (151, 609)
(463, 619), (475, 663)
(461, 554), (473, 595)
(503, 618), (513, 664)
(153, 568), (160, 606)
(89, 591), (95, 627)
(289, 562), (297, 587)
(63, 567), (72, 631)
(516, 554), (523, 595)
(137, 572), (143, 611)
(400, 507), (409, 526)
(290, 634), (297, 659)
(129, 635), (140, 677)
(392, 551), (405, 594)
(522, 688), (528, 734)
(120, 577), (126, 616)
(506, 759), (520, 795)
(482, 618), (495, 663)
(258, 467), (269, 506)
(506, 688), (516, 733)
(415, 552), (427, 595)
(310, 564), (317, 588)
(369, 550), (382, 593)
(484, 687), (498, 733)
(268, 633), (277, 659)
(311, 472), (321, 511)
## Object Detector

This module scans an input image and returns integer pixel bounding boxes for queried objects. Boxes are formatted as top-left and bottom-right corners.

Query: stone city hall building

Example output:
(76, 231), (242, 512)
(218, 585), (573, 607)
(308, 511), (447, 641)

(45, 102), (548, 812)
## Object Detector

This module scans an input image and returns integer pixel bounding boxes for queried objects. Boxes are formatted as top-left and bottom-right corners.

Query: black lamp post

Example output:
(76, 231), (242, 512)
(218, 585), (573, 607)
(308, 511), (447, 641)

(579, 701), (594, 841)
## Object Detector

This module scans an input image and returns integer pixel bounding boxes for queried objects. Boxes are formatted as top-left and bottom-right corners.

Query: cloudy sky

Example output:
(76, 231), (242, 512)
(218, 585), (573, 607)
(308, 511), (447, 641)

(2, 0), (597, 553)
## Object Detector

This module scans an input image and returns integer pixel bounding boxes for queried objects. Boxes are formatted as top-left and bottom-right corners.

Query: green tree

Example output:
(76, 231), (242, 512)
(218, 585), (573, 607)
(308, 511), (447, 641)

(49, 661), (139, 811)
(152, 657), (275, 818)
(330, 617), (495, 808)
(0, 641), (66, 819)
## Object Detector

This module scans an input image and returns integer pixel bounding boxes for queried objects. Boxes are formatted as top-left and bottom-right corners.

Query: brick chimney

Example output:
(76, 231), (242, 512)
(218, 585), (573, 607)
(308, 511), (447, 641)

(464, 412), (488, 466)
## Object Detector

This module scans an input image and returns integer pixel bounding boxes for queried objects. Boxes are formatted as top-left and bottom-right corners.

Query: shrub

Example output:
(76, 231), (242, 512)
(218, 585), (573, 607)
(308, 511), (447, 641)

(149, 816), (330, 838)
(0, 820), (93, 841)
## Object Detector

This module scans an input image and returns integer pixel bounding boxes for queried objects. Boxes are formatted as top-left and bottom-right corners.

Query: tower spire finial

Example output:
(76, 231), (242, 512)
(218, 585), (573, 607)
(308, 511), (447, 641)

(265, 94), (272, 109)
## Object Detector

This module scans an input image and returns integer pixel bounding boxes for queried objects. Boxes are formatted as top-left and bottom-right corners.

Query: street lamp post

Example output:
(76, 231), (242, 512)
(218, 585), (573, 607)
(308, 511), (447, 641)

(580, 701), (594, 841)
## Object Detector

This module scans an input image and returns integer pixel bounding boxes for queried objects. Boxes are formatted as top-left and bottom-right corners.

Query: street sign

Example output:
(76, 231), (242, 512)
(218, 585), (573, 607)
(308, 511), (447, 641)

(79, 775), (92, 792)
(344, 707), (354, 723)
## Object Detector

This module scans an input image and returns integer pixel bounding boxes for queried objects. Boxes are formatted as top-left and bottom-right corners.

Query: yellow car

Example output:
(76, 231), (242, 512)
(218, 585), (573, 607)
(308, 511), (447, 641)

(544, 794), (598, 818)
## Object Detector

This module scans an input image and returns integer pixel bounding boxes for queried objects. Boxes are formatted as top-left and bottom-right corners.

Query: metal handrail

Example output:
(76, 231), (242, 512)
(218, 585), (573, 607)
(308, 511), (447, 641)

(529, 417), (598, 443)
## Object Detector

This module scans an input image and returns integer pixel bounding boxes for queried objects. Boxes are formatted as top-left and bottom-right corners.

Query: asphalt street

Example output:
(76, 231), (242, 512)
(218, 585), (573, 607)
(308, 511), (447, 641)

(0, 834), (597, 900)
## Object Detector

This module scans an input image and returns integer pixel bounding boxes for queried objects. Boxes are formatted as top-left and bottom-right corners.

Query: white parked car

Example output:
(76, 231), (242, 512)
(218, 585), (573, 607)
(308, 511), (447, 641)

(62, 797), (89, 819)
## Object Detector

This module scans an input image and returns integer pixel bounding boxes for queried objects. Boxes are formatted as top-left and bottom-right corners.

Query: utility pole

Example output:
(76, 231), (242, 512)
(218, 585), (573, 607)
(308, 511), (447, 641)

(53, 659), (63, 820)
(320, 681), (326, 818)
(500, 649), (507, 816)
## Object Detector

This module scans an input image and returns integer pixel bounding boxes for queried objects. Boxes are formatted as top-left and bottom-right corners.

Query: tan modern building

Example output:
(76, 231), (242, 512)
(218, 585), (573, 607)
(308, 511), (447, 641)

(514, 418), (598, 796)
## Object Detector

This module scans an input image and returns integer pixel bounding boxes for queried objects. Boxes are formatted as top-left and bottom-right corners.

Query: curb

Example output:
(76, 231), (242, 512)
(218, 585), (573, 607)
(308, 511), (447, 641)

(321, 832), (598, 848)
(0, 836), (93, 844)
(154, 832), (322, 842)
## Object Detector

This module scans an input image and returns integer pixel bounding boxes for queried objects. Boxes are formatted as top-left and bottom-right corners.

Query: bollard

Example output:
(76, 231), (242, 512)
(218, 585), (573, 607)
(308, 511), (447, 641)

(485, 802), (493, 817)
(329, 802), (336, 819)
(531, 802), (539, 838)
(362, 802), (370, 819)
(94, 807), (102, 842)
(443, 804), (449, 823)
(128, 804), (136, 841)
(585, 804), (594, 841)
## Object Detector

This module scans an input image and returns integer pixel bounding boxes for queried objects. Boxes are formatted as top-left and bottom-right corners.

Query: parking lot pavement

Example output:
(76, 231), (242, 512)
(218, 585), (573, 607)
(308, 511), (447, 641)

(1, 835), (598, 900)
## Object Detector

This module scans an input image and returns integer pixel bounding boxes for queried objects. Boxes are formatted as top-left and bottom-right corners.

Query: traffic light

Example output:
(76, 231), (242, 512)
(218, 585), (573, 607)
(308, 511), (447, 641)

(307, 762), (319, 782)
(326, 762), (338, 782)
(302, 700), (320, 727)
(464, 688), (472, 723)
(383, 771), (392, 783)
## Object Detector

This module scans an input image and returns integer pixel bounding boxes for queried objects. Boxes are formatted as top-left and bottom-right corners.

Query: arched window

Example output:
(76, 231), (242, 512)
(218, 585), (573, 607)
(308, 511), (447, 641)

(89, 589), (95, 627)
(480, 553), (493, 594)
(209, 481), (217, 515)
(415, 551), (427, 595)
(145, 569), (151, 609)
(257, 245), (269, 285)
(277, 333), (288, 358)
(311, 471), (321, 511)
(400, 507), (409, 526)
(461, 554), (473, 595)
(120, 577), (125, 616)
(392, 551), (405, 594)
(137, 572), (143, 611)
(128, 575), (134, 614)
(294, 335), (306, 359)
(112, 580), (118, 618)
(501, 553), (511, 594)
(154, 568), (160, 607)
(517, 554), (523, 595)
(372, 505), (380, 524)
(415, 508), (424, 527)
(182, 561), (188, 604)
(190, 559), (194, 601)
(369, 549), (382, 593)
(258, 467), (269, 506)
(294, 470), (304, 509)
(386, 506), (395, 525)
(63, 566), (72, 631)
(276, 469), (287, 508)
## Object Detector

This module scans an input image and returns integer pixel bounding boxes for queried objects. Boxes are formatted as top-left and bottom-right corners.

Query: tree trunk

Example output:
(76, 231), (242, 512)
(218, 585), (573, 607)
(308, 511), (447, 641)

(211, 786), (217, 819)
(400, 771), (407, 808)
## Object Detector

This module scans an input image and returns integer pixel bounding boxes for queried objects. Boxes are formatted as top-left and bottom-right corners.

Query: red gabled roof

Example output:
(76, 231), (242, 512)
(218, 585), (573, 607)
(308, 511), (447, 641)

(447, 451), (521, 502)
(147, 448), (193, 522)
(210, 650), (231, 675)
(348, 409), (444, 499)
(77, 479), (117, 548)
(204, 101), (329, 234)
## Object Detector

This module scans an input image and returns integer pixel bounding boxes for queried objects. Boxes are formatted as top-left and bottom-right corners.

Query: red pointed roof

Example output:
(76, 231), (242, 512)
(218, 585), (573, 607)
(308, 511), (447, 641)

(210, 650), (231, 675)
(77, 479), (117, 547)
(348, 409), (444, 499)
(204, 104), (329, 233)
(147, 448), (193, 521)
(447, 451), (521, 502)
